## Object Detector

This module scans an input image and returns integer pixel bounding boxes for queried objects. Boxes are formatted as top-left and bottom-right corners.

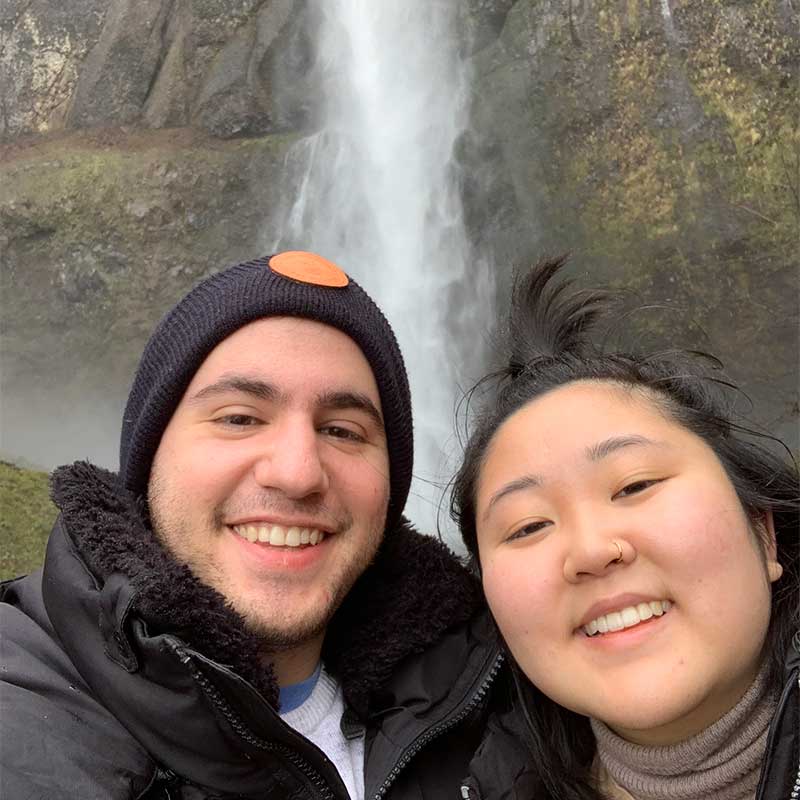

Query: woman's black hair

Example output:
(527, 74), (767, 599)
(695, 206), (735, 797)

(451, 255), (799, 800)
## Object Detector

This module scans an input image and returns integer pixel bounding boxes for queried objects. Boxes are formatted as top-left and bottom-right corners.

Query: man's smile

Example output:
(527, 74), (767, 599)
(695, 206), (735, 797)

(231, 523), (327, 547)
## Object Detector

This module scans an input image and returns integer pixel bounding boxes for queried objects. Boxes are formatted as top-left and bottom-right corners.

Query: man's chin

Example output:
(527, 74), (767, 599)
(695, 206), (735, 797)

(239, 606), (331, 652)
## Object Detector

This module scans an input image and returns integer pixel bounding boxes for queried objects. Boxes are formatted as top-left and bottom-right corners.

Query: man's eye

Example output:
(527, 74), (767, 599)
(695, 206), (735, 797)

(613, 479), (661, 499)
(507, 520), (550, 543)
(321, 425), (364, 442)
(216, 414), (260, 427)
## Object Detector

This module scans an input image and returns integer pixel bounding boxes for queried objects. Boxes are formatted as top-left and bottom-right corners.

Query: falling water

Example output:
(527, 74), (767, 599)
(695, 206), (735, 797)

(270, 2), (494, 544)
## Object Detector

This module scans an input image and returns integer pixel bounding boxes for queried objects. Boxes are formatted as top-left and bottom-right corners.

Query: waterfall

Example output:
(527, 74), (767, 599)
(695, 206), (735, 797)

(270, 1), (494, 545)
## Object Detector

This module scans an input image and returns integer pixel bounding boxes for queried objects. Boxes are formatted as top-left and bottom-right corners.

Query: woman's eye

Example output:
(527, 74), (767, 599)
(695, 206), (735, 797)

(614, 479), (660, 499)
(507, 520), (550, 542)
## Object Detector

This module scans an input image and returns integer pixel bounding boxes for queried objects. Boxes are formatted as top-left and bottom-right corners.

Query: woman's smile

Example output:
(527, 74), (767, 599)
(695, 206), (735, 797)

(579, 597), (672, 637)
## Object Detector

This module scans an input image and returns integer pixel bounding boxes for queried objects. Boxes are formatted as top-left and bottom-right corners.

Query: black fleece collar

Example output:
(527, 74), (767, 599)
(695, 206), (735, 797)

(50, 462), (484, 716)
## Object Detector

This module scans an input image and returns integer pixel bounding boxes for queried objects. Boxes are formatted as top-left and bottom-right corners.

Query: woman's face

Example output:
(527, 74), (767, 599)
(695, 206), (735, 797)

(476, 381), (778, 745)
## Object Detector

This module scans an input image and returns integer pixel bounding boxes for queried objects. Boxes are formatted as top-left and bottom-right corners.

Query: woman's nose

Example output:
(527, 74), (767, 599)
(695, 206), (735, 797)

(562, 510), (635, 582)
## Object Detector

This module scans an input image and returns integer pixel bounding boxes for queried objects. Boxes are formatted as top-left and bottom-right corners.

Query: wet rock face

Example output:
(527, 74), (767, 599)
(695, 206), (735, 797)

(1, 0), (316, 139)
(189, 0), (318, 137)
(1, 0), (107, 138)
(461, 0), (799, 448)
(1, 0), (797, 472)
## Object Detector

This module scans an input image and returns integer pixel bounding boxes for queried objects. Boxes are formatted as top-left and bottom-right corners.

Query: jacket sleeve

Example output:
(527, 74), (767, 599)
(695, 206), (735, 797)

(1, 572), (156, 800)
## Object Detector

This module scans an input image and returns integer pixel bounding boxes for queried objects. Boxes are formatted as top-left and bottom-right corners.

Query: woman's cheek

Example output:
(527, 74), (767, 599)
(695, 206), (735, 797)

(483, 556), (544, 635)
(482, 558), (517, 621)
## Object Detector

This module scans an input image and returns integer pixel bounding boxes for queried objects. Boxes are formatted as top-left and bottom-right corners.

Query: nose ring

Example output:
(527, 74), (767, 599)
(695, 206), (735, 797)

(612, 540), (623, 563)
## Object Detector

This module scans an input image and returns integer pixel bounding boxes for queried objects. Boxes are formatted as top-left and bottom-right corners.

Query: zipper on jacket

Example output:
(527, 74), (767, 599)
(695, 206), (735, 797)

(792, 634), (800, 800)
(373, 651), (504, 800)
(790, 675), (799, 800)
(150, 767), (181, 799)
(167, 640), (337, 800)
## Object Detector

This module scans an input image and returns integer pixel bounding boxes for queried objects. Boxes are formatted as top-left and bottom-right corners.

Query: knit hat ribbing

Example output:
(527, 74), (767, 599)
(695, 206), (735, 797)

(119, 254), (413, 531)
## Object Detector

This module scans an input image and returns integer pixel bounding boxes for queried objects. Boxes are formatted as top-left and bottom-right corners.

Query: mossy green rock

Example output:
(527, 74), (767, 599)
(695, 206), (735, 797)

(0, 462), (56, 580)
(464, 0), (799, 446)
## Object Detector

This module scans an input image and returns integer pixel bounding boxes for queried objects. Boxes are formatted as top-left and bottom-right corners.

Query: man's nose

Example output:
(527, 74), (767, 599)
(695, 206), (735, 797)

(252, 420), (329, 499)
(562, 506), (634, 582)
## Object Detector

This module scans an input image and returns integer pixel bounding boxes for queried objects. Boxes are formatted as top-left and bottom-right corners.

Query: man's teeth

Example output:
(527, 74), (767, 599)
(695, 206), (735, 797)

(583, 600), (672, 636)
(232, 524), (325, 547)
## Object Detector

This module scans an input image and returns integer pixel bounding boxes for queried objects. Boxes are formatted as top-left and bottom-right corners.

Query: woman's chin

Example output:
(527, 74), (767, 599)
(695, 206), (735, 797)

(542, 675), (715, 746)
(580, 690), (724, 747)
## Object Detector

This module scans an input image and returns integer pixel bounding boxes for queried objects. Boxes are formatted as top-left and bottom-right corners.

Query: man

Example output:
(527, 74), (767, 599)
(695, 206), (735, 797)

(1, 251), (500, 799)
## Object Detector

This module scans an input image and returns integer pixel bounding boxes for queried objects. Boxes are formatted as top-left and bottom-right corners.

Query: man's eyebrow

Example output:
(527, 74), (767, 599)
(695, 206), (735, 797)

(483, 474), (543, 523)
(187, 376), (281, 404)
(186, 378), (384, 429)
(317, 390), (384, 430)
(586, 434), (664, 462)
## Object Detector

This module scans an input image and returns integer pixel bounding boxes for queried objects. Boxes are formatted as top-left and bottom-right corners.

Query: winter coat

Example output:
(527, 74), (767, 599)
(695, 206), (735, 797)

(1, 462), (502, 800)
(461, 631), (799, 800)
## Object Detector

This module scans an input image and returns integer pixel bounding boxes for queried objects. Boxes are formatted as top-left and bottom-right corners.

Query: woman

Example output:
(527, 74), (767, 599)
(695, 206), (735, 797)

(452, 256), (799, 800)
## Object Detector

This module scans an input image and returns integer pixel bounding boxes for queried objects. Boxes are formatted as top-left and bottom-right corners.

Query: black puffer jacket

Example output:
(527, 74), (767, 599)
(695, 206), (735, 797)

(0, 463), (502, 800)
(461, 632), (800, 800)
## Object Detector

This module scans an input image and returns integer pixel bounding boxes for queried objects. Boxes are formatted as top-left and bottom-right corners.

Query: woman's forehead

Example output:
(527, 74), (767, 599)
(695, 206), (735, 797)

(487, 381), (667, 454)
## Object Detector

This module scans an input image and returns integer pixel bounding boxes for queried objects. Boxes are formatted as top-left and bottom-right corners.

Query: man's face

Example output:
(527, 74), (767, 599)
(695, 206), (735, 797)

(148, 316), (390, 652)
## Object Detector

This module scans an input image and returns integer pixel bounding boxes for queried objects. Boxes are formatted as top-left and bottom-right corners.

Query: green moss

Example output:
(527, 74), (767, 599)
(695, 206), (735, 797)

(558, 30), (687, 259)
(469, 0), (797, 444)
(684, 0), (799, 249)
(0, 462), (57, 580)
(2, 130), (298, 251)
(536, 0), (798, 276)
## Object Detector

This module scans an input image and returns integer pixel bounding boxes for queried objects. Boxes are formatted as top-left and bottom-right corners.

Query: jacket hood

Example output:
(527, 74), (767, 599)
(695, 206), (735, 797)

(48, 461), (485, 715)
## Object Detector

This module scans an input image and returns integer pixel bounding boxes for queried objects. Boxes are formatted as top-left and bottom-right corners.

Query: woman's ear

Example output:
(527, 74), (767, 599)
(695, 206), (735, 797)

(761, 510), (783, 583)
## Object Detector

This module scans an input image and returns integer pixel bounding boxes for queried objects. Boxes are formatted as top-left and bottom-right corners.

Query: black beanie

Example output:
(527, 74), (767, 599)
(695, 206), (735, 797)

(119, 252), (413, 532)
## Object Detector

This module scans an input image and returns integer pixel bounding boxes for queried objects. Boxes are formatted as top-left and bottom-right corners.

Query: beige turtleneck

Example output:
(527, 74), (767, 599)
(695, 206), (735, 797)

(590, 662), (775, 800)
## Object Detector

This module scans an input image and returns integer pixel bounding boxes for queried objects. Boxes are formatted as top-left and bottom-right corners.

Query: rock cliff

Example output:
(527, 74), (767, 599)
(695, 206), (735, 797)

(1, 0), (797, 471)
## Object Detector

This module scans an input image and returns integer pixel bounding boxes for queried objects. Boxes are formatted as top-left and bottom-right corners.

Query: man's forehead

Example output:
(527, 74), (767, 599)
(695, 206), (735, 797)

(213, 314), (359, 342)
(184, 316), (382, 407)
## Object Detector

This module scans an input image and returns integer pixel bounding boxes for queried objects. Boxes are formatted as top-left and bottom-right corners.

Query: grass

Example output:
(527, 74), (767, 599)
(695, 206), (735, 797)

(0, 461), (57, 580)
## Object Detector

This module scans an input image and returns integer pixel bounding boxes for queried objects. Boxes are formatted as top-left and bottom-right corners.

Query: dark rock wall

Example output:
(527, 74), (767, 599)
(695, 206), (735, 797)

(1, 0), (315, 139)
(1, 0), (797, 470)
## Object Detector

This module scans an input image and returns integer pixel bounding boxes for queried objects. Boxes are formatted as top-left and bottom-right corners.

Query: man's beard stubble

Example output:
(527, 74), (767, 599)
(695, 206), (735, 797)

(147, 475), (385, 653)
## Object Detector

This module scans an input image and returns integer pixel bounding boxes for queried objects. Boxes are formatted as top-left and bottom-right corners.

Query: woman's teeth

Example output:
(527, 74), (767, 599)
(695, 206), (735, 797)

(583, 600), (671, 636)
(232, 524), (325, 547)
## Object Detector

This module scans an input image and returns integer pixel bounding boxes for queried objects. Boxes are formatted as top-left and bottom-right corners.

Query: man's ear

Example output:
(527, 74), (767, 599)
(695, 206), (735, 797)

(761, 510), (783, 583)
